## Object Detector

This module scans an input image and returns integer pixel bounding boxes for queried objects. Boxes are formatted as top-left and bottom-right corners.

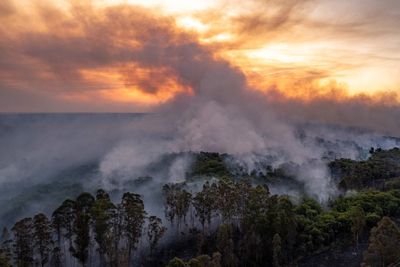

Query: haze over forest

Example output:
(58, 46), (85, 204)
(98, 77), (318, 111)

(1, 0), (400, 267)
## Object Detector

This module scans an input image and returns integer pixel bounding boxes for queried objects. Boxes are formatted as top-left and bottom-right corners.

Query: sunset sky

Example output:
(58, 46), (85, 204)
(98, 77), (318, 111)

(1, 0), (399, 112)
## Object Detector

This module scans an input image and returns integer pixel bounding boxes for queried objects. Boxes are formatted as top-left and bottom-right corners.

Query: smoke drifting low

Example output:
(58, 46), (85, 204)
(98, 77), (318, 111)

(1, 1), (400, 226)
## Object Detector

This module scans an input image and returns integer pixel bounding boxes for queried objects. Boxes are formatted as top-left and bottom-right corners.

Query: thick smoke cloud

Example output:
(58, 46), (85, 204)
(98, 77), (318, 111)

(1, 0), (400, 227)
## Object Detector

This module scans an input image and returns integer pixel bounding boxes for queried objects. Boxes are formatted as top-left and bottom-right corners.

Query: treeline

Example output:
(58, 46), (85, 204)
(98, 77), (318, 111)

(1, 179), (400, 267)
(162, 178), (400, 267)
(0, 190), (166, 267)
(329, 147), (400, 190)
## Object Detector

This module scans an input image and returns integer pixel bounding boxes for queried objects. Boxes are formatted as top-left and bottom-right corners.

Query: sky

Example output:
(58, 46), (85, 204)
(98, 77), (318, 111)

(0, 0), (399, 112)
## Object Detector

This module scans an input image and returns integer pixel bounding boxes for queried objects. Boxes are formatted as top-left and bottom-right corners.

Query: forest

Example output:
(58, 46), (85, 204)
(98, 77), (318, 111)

(1, 149), (400, 267)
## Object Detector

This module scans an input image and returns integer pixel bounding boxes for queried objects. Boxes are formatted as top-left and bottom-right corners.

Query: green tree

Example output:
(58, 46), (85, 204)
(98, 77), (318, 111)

(12, 218), (33, 267)
(216, 224), (237, 267)
(91, 189), (116, 266)
(147, 215), (167, 256)
(193, 182), (216, 232)
(33, 213), (53, 267)
(163, 184), (192, 228)
(210, 252), (222, 267)
(349, 206), (366, 249)
(1, 227), (12, 266)
(52, 199), (76, 255)
(0, 251), (12, 267)
(71, 192), (95, 266)
(272, 233), (282, 267)
(50, 247), (62, 267)
(362, 217), (400, 267)
(166, 257), (187, 267)
(121, 192), (146, 264)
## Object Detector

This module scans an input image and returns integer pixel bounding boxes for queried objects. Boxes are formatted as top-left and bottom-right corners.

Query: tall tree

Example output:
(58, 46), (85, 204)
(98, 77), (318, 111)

(71, 192), (95, 266)
(50, 247), (63, 267)
(216, 224), (237, 267)
(349, 206), (366, 249)
(110, 203), (124, 267)
(33, 213), (53, 267)
(272, 234), (282, 267)
(0, 250), (12, 267)
(193, 182), (216, 232)
(362, 216), (400, 267)
(1, 227), (12, 266)
(147, 215), (167, 256)
(91, 189), (116, 266)
(163, 184), (192, 228)
(121, 192), (146, 264)
(52, 199), (76, 253)
(12, 218), (34, 267)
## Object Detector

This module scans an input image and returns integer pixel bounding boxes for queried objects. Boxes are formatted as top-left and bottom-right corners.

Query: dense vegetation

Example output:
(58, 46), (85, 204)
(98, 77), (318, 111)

(1, 148), (400, 266)
(329, 148), (400, 190)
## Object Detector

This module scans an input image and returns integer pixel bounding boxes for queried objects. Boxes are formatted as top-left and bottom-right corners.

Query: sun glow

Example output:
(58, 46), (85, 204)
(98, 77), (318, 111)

(3, 0), (400, 110)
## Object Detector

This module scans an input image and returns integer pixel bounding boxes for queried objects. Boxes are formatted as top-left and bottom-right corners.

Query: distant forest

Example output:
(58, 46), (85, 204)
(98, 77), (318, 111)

(1, 148), (400, 267)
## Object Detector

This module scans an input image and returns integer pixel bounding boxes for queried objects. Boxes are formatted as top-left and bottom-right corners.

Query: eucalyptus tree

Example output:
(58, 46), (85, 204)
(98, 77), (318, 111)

(12, 217), (34, 267)
(33, 213), (53, 267)
(1, 227), (12, 266)
(91, 189), (116, 266)
(147, 215), (167, 256)
(193, 181), (217, 232)
(216, 224), (237, 267)
(272, 234), (282, 267)
(71, 192), (95, 266)
(349, 206), (366, 249)
(362, 216), (400, 267)
(52, 199), (76, 253)
(163, 184), (192, 228)
(121, 192), (146, 264)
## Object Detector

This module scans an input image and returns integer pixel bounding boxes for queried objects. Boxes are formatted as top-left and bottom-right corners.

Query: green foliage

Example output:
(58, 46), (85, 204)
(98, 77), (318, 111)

(163, 184), (192, 228)
(217, 224), (237, 267)
(272, 233), (282, 267)
(1, 228), (12, 267)
(71, 192), (95, 265)
(166, 257), (187, 267)
(3, 167), (400, 267)
(362, 217), (400, 267)
(190, 152), (230, 177)
(12, 218), (33, 267)
(349, 206), (366, 247)
(167, 254), (221, 267)
(32, 213), (52, 267)
(147, 215), (167, 255)
(332, 190), (400, 219)
(90, 189), (116, 265)
(193, 181), (218, 231)
(121, 192), (146, 262)
(329, 147), (400, 190)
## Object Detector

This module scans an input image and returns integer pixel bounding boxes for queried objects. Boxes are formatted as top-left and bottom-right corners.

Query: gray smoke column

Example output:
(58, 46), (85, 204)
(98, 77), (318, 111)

(93, 13), (338, 201)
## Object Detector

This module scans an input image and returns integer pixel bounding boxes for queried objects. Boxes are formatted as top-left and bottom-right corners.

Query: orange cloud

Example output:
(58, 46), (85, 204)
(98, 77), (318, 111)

(0, 0), (399, 114)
